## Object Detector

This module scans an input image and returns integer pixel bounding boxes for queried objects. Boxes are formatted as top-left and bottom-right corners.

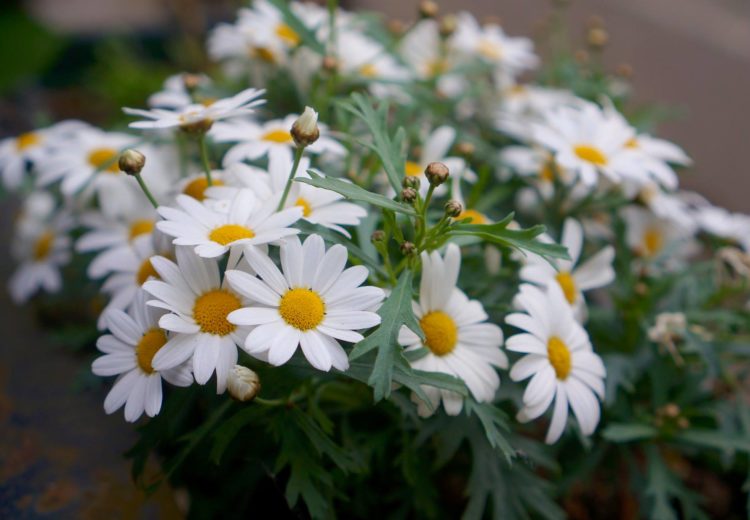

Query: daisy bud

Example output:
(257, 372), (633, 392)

(402, 175), (421, 190)
(445, 200), (463, 217)
(291, 106), (320, 148)
(118, 149), (146, 176)
(418, 0), (439, 19)
(182, 73), (203, 92)
(370, 230), (386, 243)
(587, 27), (609, 48)
(227, 365), (261, 402)
(425, 162), (449, 187)
(616, 63), (634, 78)
(677, 417), (690, 429)
(387, 19), (406, 36)
(662, 403), (680, 419)
(322, 55), (339, 73)
(439, 15), (458, 38)
(400, 241), (417, 256)
(456, 141), (475, 157)
(401, 187), (418, 203)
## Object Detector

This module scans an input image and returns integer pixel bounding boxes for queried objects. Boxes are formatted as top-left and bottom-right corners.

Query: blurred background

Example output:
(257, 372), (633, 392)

(1, 0), (749, 517)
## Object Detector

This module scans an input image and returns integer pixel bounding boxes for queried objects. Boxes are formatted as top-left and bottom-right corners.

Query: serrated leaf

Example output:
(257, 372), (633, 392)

(602, 423), (658, 443)
(266, 0), (326, 54)
(210, 405), (266, 464)
(464, 400), (515, 463)
(676, 429), (750, 455)
(297, 170), (416, 216)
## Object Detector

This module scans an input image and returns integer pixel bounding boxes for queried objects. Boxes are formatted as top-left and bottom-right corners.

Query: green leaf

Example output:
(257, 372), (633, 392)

(297, 170), (416, 216)
(676, 429), (750, 455)
(602, 423), (658, 443)
(349, 270), (423, 400)
(644, 445), (709, 520)
(337, 93), (406, 192)
(210, 405), (267, 465)
(449, 214), (570, 260)
(464, 400), (515, 463)
(266, 0), (326, 55)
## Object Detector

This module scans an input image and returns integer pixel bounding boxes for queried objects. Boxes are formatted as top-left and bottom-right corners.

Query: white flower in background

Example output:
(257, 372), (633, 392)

(208, 155), (366, 236)
(147, 73), (212, 109)
(8, 193), (74, 303)
(157, 188), (302, 258)
(226, 234), (384, 372)
(499, 145), (578, 201)
(506, 283), (605, 444)
(520, 218), (615, 319)
(403, 126), (474, 196)
(0, 120), (88, 190)
(170, 171), (227, 203)
(625, 181), (695, 229)
(143, 247), (253, 393)
(452, 12), (538, 86)
(621, 205), (695, 261)
(624, 133), (691, 191)
(335, 30), (410, 93)
(692, 202), (750, 251)
(398, 244), (507, 417)
(91, 290), (192, 422)
(495, 84), (579, 142)
(212, 114), (345, 165)
(532, 100), (642, 187)
(124, 88), (265, 131)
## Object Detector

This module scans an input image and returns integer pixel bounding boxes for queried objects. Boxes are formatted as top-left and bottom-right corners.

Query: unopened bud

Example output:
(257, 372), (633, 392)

(387, 19), (406, 35)
(291, 106), (320, 148)
(227, 365), (261, 402)
(118, 149), (146, 176)
(182, 73), (204, 92)
(676, 417), (690, 429)
(402, 176), (421, 190)
(370, 230), (386, 243)
(425, 162), (450, 186)
(662, 403), (680, 419)
(419, 0), (439, 18)
(587, 28), (609, 48)
(616, 63), (634, 78)
(445, 199), (463, 217)
(400, 241), (417, 256)
(439, 15), (458, 37)
(456, 141), (475, 157)
(180, 119), (214, 135)
(322, 55), (338, 73)
(401, 187), (418, 203)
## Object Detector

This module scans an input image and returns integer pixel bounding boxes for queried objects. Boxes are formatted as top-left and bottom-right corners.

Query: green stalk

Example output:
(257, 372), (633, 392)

(277, 146), (305, 211)
(134, 173), (159, 209)
(198, 134), (213, 186)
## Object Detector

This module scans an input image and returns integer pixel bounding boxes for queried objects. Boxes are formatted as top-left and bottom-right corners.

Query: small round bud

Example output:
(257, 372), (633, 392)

(587, 27), (609, 48)
(118, 149), (146, 176)
(445, 200), (463, 217)
(419, 0), (439, 19)
(663, 403), (681, 419)
(401, 187), (418, 203)
(182, 73), (204, 92)
(402, 176), (421, 190)
(424, 162), (450, 186)
(387, 19), (406, 36)
(400, 241), (417, 256)
(439, 15), (458, 37)
(180, 119), (214, 135)
(291, 106), (320, 148)
(370, 230), (386, 243)
(677, 417), (690, 429)
(455, 141), (475, 157)
(616, 63), (634, 78)
(227, 365), (261, 402)
(322, 55), (339, 73)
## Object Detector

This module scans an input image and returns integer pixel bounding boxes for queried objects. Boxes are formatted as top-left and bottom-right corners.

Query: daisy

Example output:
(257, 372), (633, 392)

(495, 83), (579, 142)
(623, 133), (691, 191)
(147, 73), (213, 110)
(124, 87), (265, 131)
(520, 218), (615, 318)
(91, 290), (193, 422)
(335, 30), (410, 95)
(626, 180), (695, 228)
(398, 244), (507, 417)
(157, 188), (302, 258)
(225, 234), (385, 372)
(506, 283), (606, 444)
(621, 205), (695, 261)
(692, 202), (750, 251)
(143, 246), (253, 392)
(212, 114), (345, 166)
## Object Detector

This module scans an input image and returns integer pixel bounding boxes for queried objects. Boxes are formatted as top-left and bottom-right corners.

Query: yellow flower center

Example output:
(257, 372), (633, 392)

(456, 209), (486, 224)
(573, 144), (608, 166)
(183, 177), (224, 201)
(251, 46), (277, 63)
(295, 197), (313, 217)
(477, 39), (503, 60)
(420, 311), (458, 356)
(279, 288), (326, 331)
(199, 97), (217, 107)
(136, 328), (168, 374)
(16, 131), (41, 151)
(547, 336), (571, 380)
(643, 227), (664, 256)
(359, 63), (378, 78)
(33, 231), (54, 261)
(262, 129), (293, 144)
(426, 59), (448, 77)
(405, 161), (423, 177)
(540, 162), (556, 183)
(555, 271), (577, 305)
(275, 23), (300, 46)
(136, 257), (159, 285)
(88, 147), (120, 173)
(128, 219), (154, 241)
(209, 224), (255, 246)
(625, 137), (639, 149)
(193, 289), (241, 336)
(507, 84), (527, 97)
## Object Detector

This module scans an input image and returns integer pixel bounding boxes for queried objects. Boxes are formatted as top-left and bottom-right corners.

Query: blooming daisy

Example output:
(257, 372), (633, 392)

(520, 218), (615, 318)
(398, 244), (507, 417)
(157, 188), (302, 258)
(91, 290), (193, 422)
(147, 73), (213, 110)
(124, 87), (265, 131)
(506, 283), (606, 444)
(621, 205), (695, 261)
(335, 30), (410, 96)
(225, 234), (384, 372)
(212, 114), (345, 166)
(142, 246), (253, 392)
(691, 201), (750, 251)
(495, 83), (579, 142)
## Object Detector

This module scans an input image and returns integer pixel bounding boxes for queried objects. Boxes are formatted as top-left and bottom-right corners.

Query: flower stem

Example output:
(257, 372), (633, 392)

(277, 146), (304, 211)
(198, 134), (213, 186)
(134, 173), (159, 209)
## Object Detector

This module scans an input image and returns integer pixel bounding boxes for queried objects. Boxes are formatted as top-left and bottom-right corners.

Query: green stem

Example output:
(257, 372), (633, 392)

(198, 134), (213, 186)
(277, 146), (305, 211)
(134, 173), (159, 209)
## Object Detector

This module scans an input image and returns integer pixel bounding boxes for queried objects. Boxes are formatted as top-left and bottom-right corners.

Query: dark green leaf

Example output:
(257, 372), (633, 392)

(602, 423), (658, 442)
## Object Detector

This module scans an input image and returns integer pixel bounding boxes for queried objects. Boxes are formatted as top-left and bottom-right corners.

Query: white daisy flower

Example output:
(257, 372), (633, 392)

(621, 205), (695, 261)
(495, 84), (579, 142)
(626, 180), (695, 229)
(124, 87), (265, 131)
(92, 290), (192, 422)
(157, 188), (302, 258)
(143, 246), (253, 392)
(335, 30), (410, 94)
(691, 200), (750, 251)
(147, 73), (212, 110)
(398, 244), (507, 417)
(506, 283), (606, 444)
(520, 218), (615, 318)
(212, 114), (345, 166)
(225, 234), (384, 372)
